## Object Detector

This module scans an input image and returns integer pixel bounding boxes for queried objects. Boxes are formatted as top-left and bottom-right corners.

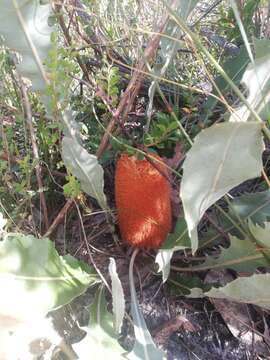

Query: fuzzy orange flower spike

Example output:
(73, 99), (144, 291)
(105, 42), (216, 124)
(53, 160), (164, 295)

(115, 152), (172, 248)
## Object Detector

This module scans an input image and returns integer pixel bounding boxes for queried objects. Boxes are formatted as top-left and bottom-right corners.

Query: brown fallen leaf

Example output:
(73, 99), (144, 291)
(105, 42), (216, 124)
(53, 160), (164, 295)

(153, 315), (200, 346)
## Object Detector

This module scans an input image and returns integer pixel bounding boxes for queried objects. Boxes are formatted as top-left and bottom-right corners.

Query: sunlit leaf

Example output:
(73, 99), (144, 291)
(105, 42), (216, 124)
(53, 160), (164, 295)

(0, 0), (53, 90)
(229, 38), (270, 122)
(0, 234), (98, 322)
(181, 121), (264, 253)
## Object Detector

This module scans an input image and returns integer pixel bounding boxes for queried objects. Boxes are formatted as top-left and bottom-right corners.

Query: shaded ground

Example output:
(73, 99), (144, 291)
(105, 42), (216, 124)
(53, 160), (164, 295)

(49, 194), (270, 359)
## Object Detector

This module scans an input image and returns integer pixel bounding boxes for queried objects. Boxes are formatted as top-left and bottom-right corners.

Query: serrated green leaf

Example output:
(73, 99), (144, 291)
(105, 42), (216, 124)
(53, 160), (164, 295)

(0, 0), (53, 91)
(230, 189), (270, 224)
(248, 220), (270, 247)
(62, 136), (107, 209)
(219, 190), (270, 238)
(73, 286), (126, 359)
(229, 38), (270, 122)
(181, 122), (264, 253)
(108, 258), (125, 334)
(193, 235), (269, 272)
(169, 274), (208, 296)
(0, 234), (97, 322)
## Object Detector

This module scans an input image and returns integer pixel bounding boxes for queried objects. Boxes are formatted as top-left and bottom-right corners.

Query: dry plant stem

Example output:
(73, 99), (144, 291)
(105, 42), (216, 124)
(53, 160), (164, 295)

(0, 151), (20, 165)
(262, 168), (270, 188)
(54, 1), (123, 144)
(204, 212), (230, 241)
(129, 247), (140, 310)
(75, 202), (133, 325)
(58, 340), (78, 360)
(43, 199), (74, 238)
(71, 0), (123, 60)
(54, 1), (117, 109)
(53, 2), (91, 83)
(19, 80), (49, 231)
(75, 202), (110, 289)
(110, 55), (227, 106)
(96, 9), (172, 158)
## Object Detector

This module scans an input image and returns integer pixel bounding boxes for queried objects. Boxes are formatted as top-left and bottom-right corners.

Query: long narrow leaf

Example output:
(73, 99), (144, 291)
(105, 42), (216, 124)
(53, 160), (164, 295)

(109, 258), (125, 334)
(128, 250), (165, 360)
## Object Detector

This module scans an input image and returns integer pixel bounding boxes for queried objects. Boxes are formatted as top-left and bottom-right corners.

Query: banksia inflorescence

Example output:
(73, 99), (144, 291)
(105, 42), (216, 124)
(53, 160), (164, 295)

(115, 152), (172, 249)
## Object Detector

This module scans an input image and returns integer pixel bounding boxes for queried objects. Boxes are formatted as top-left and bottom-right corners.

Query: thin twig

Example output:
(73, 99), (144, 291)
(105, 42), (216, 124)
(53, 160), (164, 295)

(96, 7), (172, 158)
(19, 79), (49, 231)
(43, 199), (74, 238)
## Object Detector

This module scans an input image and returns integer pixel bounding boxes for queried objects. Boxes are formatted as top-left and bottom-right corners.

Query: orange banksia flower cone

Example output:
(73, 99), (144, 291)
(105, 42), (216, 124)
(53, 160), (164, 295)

(115, 153), (172, 248)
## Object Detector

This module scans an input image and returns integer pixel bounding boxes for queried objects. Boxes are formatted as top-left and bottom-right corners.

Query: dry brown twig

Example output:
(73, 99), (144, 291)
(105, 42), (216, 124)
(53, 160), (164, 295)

(43, 198), (74, 238)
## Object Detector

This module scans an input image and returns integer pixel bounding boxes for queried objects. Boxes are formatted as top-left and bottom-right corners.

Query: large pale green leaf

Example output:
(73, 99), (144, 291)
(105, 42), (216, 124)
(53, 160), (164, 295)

(193, 234), (269, 272)
(73, 286), (126, 359)
(158, 0), (198, 61)
(108, 257), (125, 334)
(156, 218), (190, 283)
(0, 0), (52, 91)
(206, 274), (270, 310)
(0, 234), (97, 322)
(187, 274), (270, 310)
(62, 136), (107, 209)
(229, 38), (270, 122)
(181, 121), (264, 253)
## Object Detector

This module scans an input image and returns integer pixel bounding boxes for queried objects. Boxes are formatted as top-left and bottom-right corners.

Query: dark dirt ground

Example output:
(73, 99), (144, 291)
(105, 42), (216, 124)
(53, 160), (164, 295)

(48, 208), (270, 360)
